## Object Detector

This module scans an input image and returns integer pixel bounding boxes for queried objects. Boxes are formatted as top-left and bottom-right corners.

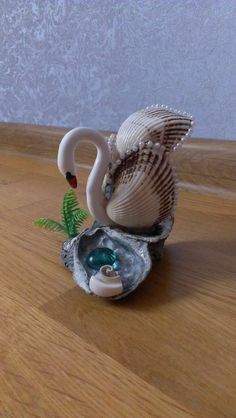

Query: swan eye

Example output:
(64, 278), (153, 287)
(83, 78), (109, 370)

(66, 172), (77, 188)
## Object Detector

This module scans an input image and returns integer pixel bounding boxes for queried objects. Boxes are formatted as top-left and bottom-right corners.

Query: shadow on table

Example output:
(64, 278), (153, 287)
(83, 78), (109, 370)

(114, 238), (236, 311)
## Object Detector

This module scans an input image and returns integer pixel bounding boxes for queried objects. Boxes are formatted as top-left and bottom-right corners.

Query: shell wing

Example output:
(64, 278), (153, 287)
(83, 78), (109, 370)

(106, 143), (176, 229)
(116, 105), (193, 156)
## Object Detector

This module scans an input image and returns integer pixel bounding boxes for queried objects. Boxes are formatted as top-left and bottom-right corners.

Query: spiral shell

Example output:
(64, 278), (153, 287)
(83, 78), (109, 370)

(116, 105), (193, 157)
(106, 142), (176, 229)
(89, 265), (123, 297)
(99, 265), (120, 278)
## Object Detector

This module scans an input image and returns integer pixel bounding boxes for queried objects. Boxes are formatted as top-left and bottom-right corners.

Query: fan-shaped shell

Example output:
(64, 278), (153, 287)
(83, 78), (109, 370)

(106, 142), (176, 229)
(116, 105), (193, 157)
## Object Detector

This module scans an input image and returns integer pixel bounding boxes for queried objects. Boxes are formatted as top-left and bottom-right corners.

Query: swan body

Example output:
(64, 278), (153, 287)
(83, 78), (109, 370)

(57, 105), (193, 230)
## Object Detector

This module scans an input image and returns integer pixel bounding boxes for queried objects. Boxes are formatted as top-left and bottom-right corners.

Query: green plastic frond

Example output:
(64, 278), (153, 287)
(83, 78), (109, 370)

(61, 189), (78, 233)
(33, 190), (88, 238)
(61, 189), (88, 237)
(33, 218), (66, 233)
(70, 208), (88, 237)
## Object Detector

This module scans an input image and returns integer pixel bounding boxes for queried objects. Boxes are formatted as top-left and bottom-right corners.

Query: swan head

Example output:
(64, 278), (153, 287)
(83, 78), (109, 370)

(58, 127), (111, 193)
(65, 172), (77, 189)
(57, 128), (79, 189)
(58, 161), (78, 189)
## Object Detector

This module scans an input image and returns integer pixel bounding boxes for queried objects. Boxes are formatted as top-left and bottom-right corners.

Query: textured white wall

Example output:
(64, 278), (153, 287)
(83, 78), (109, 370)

(1, 0), (235, 139)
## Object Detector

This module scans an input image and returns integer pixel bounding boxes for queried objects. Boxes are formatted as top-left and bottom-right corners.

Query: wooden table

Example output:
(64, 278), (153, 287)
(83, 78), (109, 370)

(0, 124), (236, 418)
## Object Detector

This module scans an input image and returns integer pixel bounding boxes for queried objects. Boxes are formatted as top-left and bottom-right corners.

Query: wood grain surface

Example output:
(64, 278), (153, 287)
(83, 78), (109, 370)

(0, 124), (236, 418)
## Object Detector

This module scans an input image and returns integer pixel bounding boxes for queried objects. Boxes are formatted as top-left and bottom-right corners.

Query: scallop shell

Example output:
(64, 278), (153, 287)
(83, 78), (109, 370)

(116, 105), (193, 157)
(106, 142), (176, 229)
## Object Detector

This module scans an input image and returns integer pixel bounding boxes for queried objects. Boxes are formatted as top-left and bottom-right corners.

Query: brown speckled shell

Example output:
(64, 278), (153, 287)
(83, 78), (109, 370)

(106, 143), (176, 229)
(116, 105), (193, 157)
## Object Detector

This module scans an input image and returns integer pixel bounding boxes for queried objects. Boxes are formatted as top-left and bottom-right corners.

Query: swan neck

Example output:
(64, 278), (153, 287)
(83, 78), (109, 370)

(58, 127), (113, 226)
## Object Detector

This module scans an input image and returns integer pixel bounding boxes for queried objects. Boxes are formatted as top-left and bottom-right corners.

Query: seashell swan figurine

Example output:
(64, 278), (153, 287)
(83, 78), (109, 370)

(57, 105), (193, 230)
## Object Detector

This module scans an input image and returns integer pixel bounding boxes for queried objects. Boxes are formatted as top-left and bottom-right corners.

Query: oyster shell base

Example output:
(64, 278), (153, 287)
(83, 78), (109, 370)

(61, 217), (173, 300)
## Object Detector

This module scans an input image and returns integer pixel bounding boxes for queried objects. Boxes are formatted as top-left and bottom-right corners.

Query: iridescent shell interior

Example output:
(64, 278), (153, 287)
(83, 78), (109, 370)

(61, 218), (173, 299)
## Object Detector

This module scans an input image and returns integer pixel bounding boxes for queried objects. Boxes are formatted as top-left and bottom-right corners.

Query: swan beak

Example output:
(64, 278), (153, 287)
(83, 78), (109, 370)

(66, 172), (77, 188)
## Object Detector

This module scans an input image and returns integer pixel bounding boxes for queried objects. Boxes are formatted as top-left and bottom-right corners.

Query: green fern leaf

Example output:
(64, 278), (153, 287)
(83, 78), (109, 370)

(61, 189), (88, 237)
(33, 218), (66, 233)
(70, 208), (88, 237)
(61, 189), (78, 235)
(33, 190), (88, 238)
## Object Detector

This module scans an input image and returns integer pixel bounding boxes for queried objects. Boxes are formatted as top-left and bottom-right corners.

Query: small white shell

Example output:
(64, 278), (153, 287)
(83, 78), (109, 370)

(89, 265), (123, 297)
(116, 105), (193, 156)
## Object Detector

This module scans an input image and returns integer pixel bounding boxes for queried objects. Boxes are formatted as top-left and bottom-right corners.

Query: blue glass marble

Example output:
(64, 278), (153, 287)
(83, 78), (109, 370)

(86, 247), (120, 271)
(112, 260), (121, 271)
